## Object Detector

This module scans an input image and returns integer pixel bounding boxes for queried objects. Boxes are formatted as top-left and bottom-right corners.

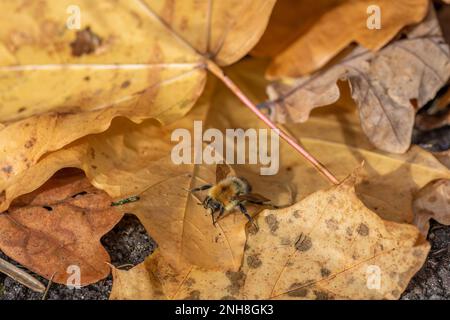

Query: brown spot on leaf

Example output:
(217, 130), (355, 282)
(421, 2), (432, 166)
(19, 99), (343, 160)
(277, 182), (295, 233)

(184, 290), (200, 300)
(314, 290), (331, 300)
(18, 107), (26, 113)
(295, 234), (312, 252)
(325, 218), (339, 230)
(247, 255), (262, 269)
(121, 80), (131, 89)
(24, 137), (36, 149)
(320, 267), (331, 277)
(265, 214), (279, 233)
(89, 147), (96, 160)
(428, 196), (437, 203)
(288, 283), (308, 297)
(185, 278), (195, 287)
(2, 166), (13, 174)
(70, 26), (102, 57)
(357, 223), (369, 236)
(226, 271), (246, 296)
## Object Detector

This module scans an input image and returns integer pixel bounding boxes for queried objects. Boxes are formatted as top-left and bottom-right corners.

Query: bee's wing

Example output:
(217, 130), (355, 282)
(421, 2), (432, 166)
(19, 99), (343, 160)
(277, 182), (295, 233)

(215, 163), (231, 183)
(236, 193), (271, 204)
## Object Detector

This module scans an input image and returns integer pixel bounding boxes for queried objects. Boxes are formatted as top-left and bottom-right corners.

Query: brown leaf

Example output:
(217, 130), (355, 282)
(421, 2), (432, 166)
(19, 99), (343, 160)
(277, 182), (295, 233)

(265, 9), (450, 153)
(110, 260), (166, 300)
(0, 170), (123, 285)
(110, 172), (430, 300)
(413, 179), (450, 236)
(252, 0), (429, 78)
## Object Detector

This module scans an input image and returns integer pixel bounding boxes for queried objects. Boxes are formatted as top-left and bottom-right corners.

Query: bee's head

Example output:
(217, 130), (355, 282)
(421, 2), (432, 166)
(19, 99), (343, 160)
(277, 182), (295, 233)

(204, 196), (221, 212)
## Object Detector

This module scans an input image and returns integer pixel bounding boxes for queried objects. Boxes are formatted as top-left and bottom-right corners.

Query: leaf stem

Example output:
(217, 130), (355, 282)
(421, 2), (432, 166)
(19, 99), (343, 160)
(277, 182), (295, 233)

(206, 60), (339, 185)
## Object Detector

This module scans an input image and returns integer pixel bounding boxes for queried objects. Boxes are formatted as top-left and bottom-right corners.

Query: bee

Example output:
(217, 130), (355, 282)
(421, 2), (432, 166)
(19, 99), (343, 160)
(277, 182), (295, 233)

(190, 164), (278, 228)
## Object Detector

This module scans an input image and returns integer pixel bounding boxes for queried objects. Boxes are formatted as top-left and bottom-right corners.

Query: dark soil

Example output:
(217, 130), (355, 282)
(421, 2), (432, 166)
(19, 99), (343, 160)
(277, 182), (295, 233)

(0, 214), (448, 300)
(401, 220), (450, 300)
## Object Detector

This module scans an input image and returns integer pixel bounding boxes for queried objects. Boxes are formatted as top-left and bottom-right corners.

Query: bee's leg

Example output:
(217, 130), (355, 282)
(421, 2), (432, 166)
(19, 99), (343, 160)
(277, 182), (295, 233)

(216, 205), (225, 222)
(238, 203), (258, 230)
(190, 184), (213, 193)
(210, 208), (218, 227)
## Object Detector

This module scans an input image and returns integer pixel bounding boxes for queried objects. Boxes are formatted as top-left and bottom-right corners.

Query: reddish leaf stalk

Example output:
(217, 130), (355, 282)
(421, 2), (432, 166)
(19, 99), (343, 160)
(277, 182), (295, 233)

(206, 60), (339, 185)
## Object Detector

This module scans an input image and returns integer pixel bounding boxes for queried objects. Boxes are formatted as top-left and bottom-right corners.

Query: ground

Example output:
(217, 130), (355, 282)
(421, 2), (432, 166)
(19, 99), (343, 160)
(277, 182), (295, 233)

(0, 214), (448, 300)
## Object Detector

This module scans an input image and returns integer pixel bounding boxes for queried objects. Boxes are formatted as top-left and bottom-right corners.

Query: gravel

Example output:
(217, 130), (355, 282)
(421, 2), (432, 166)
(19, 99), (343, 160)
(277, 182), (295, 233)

(401, 221), (450, 300)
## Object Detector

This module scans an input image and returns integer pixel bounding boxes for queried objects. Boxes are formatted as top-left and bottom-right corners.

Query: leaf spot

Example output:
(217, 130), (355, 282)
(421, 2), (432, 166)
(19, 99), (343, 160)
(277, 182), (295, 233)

(295, 233), (312, 252)
(357, 223), (369, 236)
(247, 255), (262, 269)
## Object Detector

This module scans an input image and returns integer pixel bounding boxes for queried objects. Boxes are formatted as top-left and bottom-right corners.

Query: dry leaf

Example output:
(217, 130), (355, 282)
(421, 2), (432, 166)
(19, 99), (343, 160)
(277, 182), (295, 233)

(110, 259), (166, 300)
(0, 0), (276, 201)
(0, 170), (123, 285)
(252, 0), (429, 78)
(0, 86), (248, 271)
(2, 58), (449, 245)
(265, 9), (450, 153)
(413, 179), (450, 236)
(433, 149), (450, 168)
(221, 59), (450, 224)
(110, 173), (430, 300)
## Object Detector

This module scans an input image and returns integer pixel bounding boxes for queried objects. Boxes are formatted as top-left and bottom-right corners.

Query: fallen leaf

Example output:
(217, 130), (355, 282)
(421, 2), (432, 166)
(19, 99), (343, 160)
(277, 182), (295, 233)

(221, 59), (450, 224)
(0, 0), (276, 200)
(110, 259), (166, 300)
(252, 0), (429, 78)
(433, 149), (450, 168)
(110, 172), (430, 300)
(242, 172), (429, 300)
(264, 9), (450, 153)
(2, 59), (449, 241)
(0, 85), (248, 271)
(413, 179), (450, 236)
(0, 170), (123, 285)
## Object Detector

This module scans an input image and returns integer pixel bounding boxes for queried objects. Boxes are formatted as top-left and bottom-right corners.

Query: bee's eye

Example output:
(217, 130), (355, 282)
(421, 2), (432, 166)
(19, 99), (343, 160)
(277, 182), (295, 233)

(212, 201), (220, 210)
